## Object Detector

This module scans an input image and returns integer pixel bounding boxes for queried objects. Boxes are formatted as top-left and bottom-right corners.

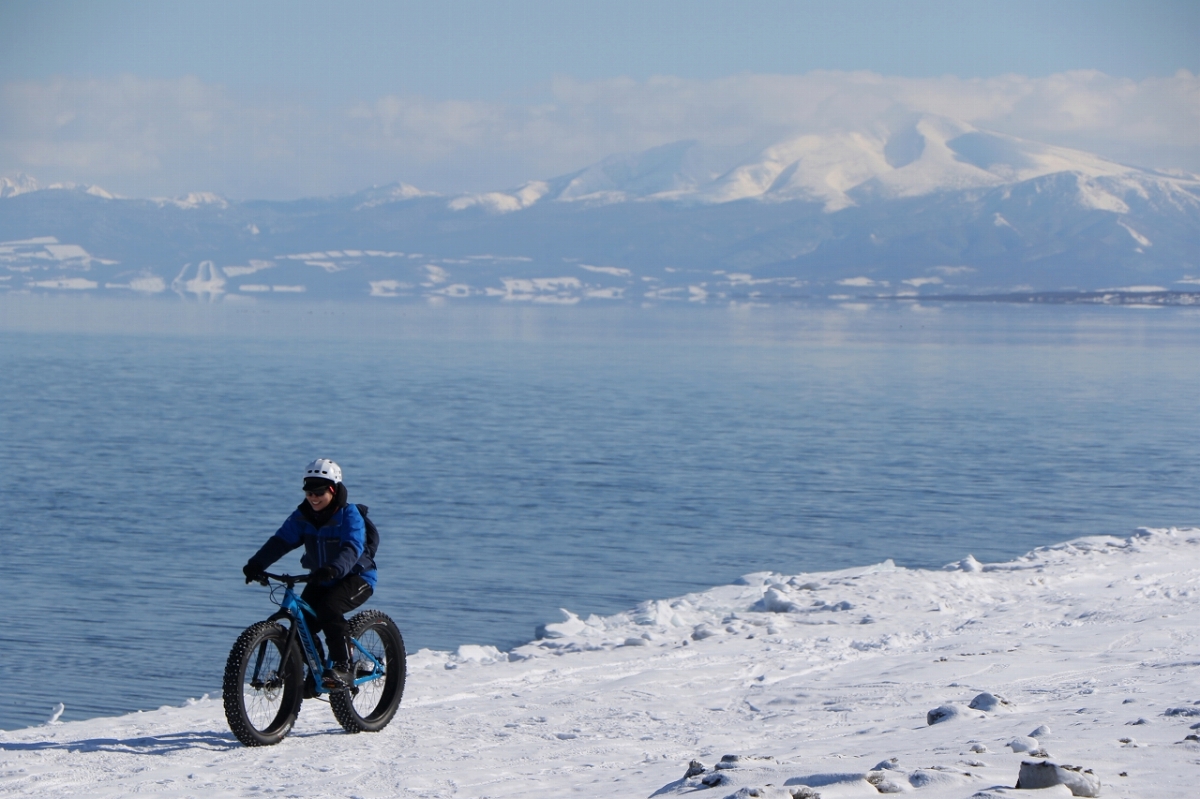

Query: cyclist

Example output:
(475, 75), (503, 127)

(242, 458), (377, 690)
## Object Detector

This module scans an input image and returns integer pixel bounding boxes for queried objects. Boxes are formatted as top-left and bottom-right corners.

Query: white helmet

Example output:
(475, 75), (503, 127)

(303, 458), (342, 485)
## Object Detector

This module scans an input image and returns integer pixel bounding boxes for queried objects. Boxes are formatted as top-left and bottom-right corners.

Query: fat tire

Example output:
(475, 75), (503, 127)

(329, 609), (406, 734)
(223, 620), (303, 746)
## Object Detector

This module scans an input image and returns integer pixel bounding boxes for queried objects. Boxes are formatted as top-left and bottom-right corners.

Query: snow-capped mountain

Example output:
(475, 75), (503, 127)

(2, 118), (1198, 305)
(0, 173), (119, 200)
(454, 115), (1193, 213)
(699, 115), (1144, 209)
(153, 192), (229, 210)
(0, 174), (40, 199)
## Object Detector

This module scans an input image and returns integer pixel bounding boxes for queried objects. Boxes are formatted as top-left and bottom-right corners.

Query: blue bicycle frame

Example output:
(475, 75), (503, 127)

(258, 572), (385, 696)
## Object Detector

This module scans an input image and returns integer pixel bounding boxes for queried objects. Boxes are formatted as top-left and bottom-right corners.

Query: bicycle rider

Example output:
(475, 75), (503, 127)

(242, 458), (377, 690)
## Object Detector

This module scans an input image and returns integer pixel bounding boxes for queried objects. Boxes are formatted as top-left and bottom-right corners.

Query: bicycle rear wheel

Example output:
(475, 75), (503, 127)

(223, 620), (304, 746)
(329, 609), (406, 733)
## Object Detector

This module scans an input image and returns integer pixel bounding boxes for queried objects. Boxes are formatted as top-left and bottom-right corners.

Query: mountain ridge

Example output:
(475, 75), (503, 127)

(2, 117), (1198, 305)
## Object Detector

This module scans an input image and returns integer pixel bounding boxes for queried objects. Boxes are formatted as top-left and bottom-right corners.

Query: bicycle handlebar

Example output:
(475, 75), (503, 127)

(254, 572), (311, 587)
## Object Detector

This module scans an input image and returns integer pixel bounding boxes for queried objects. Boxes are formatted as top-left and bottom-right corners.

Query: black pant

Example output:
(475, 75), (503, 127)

(300, 575), (373, 663)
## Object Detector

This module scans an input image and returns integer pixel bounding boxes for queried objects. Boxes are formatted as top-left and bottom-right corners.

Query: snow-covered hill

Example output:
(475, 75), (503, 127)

(2, 119), (1198, 304)
(0, 173), (118, 200)
(451, 115), (1196, 213)
(1, 527), (1197, 797)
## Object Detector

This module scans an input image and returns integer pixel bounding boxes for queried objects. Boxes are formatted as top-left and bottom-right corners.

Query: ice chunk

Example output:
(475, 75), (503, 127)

(454, 645), (506, 665)
(536, 609), (588, 639)
(756, 587), (799, 613)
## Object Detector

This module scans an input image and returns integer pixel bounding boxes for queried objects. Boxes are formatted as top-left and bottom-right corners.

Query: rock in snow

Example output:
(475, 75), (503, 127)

(0, 526), (1197, 797)
(927, 704), (963, 725)
(969, 692), (1013, 712)
(1015, 760), (1102, 797)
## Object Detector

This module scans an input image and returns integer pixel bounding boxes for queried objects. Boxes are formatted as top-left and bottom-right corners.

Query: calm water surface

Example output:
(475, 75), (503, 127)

(1, 302), (1197, 730)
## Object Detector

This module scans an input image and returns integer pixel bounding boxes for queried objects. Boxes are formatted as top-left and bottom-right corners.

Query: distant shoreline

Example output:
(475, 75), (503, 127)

(3, 288), (1199, 307)
(878, 290), (1200, 307)
(3, 290), (1199, 343)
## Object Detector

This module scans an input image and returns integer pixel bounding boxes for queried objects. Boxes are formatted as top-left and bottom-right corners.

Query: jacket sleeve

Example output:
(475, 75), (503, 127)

(247, 514), (303, 569)
(325, 505), (365, 580)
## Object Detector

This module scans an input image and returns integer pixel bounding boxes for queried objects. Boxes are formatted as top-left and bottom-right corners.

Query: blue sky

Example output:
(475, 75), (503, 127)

(1, 0), (1196, 198)
(3, 1), (1196, 94)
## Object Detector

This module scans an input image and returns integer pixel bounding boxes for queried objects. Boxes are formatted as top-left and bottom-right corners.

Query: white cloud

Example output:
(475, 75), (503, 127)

(1, 70), (1196, 199)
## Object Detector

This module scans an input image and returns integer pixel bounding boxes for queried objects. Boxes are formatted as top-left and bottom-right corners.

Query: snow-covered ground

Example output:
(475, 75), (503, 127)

(3, 528), (1198, 798)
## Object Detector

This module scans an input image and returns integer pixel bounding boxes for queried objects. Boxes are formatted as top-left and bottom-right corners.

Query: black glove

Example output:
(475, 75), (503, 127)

(311, 566), (337, 584)
(243, 563), (266, 584)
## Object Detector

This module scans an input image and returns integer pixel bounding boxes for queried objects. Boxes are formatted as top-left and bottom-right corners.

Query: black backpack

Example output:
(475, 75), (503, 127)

(351, 503), (380, 574)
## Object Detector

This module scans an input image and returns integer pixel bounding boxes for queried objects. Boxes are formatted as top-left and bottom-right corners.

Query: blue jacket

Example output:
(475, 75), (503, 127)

(249, 493), (378, 588)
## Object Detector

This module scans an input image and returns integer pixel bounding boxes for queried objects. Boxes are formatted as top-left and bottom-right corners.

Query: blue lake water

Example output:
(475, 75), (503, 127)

(1, 300), (1198, 730)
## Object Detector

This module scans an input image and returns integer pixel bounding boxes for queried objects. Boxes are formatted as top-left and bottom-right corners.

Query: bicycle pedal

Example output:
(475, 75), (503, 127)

(321, 665), (353, 691)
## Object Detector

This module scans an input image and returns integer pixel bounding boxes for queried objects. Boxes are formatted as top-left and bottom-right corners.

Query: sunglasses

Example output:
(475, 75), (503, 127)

(304, 487), (332, 496)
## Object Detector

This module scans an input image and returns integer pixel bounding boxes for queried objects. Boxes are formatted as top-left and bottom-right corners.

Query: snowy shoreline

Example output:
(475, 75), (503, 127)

(2, 527), (1198, 798)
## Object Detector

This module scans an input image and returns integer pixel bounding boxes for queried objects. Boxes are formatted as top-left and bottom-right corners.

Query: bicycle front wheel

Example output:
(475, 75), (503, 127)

(223, 620), (303, 746)
(329, 609), (406, 733)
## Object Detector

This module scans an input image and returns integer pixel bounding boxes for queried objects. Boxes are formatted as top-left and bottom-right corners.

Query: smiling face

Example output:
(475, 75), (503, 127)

(305, 485), (334, 511)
